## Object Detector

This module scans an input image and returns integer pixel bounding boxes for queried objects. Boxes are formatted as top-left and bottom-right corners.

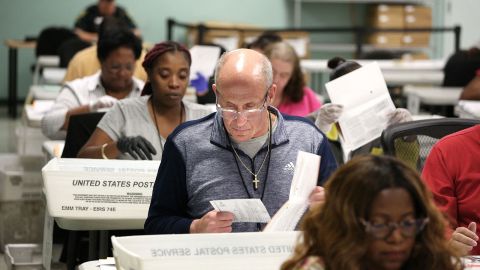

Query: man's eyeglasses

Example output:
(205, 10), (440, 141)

(216, 95), (268, 120)
(360, 217), (429, 240)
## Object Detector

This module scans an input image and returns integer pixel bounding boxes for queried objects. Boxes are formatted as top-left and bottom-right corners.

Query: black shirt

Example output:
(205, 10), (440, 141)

(74, 4), (136, 33)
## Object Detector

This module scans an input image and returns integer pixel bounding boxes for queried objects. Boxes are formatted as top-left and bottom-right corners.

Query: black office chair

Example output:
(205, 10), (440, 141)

(61, 112), (105, 158)
(59, 112), (105, 270)
(381, 118), (480, 172)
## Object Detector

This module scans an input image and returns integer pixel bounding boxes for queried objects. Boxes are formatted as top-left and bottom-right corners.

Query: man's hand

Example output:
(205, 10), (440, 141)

(190, 210), (234, 233)
(308, 186), (325, 207)
(450, 222), (478, 256)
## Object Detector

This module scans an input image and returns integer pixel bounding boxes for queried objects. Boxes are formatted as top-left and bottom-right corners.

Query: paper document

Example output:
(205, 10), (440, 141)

(210, 199), (271, 223)
(264, 151), (321, 232)
(325, 62), (396, 151)
(189, 45), (221, 80)
(463, 256), (480, 270)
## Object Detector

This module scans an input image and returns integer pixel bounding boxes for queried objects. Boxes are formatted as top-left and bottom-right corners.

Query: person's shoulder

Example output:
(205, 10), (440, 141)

(115, 5), (129, 14)
(67, 46), (97, 69)
(437, 124), (480, 147)
(170, 112), (215, 140)
(85, 4), (98, 13)
(282, 113), (317, 129)
(114, 5), (133, 18)
(118, 95), (148, 107)
(132, 76), (145, 89)
(74, 45), (96, 58)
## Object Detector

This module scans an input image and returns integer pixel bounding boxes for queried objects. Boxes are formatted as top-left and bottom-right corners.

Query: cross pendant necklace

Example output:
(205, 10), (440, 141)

(252, 175), (260, 189)
(230, 113), (272, 191)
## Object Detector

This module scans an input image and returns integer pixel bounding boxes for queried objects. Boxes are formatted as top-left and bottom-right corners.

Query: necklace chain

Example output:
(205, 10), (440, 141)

(150, 98), (183, 153)
(230, 115), (271, 189)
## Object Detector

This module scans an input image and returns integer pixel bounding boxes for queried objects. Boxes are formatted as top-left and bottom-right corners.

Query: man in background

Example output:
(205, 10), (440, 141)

(74, 0), (140, 43)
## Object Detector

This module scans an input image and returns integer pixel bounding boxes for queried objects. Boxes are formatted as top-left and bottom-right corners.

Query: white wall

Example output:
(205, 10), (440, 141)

(443, 0), (480, 57)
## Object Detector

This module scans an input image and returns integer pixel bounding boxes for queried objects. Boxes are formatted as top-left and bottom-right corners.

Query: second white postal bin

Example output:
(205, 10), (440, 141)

(42, 158), (160, 230)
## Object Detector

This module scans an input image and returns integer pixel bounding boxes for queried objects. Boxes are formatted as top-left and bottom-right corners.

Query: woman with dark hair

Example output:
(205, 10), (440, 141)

(77, 41), (214, 160)
(42, 26), (144, 140)
(314, 57), (415, 164)
(282, 155), (462, 270)
(264, 41), (321, 116)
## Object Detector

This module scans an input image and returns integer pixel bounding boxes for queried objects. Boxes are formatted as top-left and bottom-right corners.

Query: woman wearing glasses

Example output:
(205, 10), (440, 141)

(281, 155), (461, 270)
(41, 26), (144, 140)
(77, 41), (213, 160)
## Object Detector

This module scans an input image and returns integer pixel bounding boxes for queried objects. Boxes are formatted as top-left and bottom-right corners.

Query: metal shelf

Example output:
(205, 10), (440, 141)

(293, 0), (436, 57)
(293, 0), (433, 27)
(309, 43), (430, 53)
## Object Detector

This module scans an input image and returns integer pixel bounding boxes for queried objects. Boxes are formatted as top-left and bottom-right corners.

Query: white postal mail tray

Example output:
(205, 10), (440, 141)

(112, 231), (300, 270)
(42, 158), (160, 230)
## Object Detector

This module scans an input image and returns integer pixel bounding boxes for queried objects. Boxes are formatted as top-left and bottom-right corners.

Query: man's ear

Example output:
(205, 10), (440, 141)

(212, 83), (217, 94)
(267, 84), (277, 103)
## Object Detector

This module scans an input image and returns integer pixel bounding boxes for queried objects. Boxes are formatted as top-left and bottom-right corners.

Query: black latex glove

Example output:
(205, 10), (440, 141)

(117, 136), (157, 160)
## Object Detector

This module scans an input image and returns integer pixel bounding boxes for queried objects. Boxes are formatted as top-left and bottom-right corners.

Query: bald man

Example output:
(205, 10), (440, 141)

(145, 49), (337, 234)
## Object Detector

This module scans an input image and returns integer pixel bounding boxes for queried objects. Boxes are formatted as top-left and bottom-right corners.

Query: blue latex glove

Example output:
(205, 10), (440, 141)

(190, 72), (209, 94)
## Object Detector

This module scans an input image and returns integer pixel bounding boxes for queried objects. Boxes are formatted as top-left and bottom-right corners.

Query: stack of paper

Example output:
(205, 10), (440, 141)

(264, 151), (320, 232)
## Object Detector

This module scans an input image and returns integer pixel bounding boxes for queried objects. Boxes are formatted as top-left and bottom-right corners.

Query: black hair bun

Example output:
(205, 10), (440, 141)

(327, 57), (346, 70)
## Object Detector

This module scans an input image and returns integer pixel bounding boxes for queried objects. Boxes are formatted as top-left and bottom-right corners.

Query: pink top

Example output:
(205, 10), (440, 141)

(278, 87), (321, 117)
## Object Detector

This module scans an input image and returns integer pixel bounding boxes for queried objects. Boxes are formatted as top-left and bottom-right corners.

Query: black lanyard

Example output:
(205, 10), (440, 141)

(226, 112), (273, 200)
(226, 112), (273, 231)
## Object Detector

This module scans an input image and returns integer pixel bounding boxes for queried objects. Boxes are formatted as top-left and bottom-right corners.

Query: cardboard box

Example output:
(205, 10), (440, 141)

(404, 5), (432, 28)
(368, 4), (404, 28)
(402, 33), (430, 47)
(187, 21), (258, 51)
(368, 33), (403, 47)
(367, 4), (432, 48)
(404, 5), (432, 17)
(186, 22), (311, 57)
(404, 14), (432, 28)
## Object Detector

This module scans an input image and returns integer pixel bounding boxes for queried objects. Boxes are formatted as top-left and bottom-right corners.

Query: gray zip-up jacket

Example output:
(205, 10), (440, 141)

(145, 107), (338, 234)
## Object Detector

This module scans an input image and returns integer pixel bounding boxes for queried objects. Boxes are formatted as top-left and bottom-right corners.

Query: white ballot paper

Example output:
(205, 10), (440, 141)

(264, 151), (321, 232)
(210, 199), (271, 223)
(325, 62), (396, 152)
(189, 45), (221, 80)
